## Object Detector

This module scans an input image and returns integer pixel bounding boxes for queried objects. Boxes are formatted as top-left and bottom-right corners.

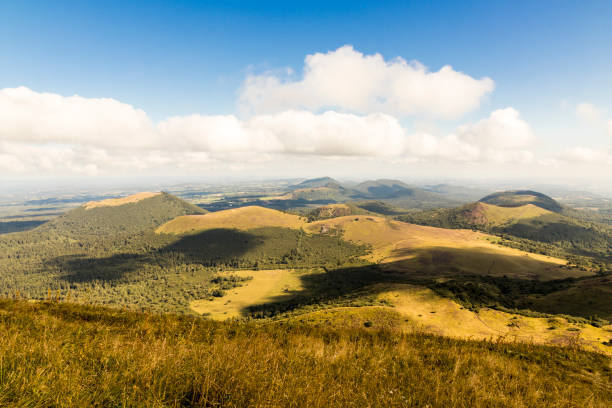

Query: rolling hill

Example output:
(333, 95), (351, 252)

(479, 190), (563, 213)
(156, 205), (589, 282)
(290, 177), (343, 190)
(0, 200), (366, 313)
(148, 205), (612, 329)
(41, 191), (206, 237)
(399, 191), (612, 261)
(286, 177), (460, 209)
(157, 205), (305, 234)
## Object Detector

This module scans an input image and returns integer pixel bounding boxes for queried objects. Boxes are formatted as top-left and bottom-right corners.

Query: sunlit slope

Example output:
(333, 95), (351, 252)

(190, 269), (304, 319)
(305, 215), (588, 280)
(471, 202), (552, 226)
(287, 283), (612, 356)
(189, 270), (611, 355)
(156, 205), (307, 234)
(83, 192), (161, 209)
(2, 299), (609, 407)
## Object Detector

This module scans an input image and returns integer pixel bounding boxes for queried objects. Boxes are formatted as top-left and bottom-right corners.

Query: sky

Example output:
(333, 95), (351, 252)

(1, 0), (612, 185)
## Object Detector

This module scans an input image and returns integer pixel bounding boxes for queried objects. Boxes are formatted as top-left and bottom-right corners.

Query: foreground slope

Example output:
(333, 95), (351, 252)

(0, 299), (609, 407)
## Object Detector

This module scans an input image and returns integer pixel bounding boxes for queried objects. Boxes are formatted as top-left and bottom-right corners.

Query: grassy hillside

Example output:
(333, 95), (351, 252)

(0, 299), (609, 407)
(157, 205), (306, 234)
(474, 202), (552, 225)
(305, 203), (371, 221)
(399, 201), (551, 229)
(399, 200), (612, 262)
(167, 207), (586, 282)
(190, 270), (612, 354)
(304, 215), (583, 279)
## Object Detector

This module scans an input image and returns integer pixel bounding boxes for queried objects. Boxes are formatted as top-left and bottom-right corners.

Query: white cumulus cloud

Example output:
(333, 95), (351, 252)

(559, 147), (612, 164)
(239, 45), (494, 119)
(0, 87), (545, 175)
(245, 110), (406, 156)
(575, 102), (603, 123)
(0, 86), (156, 149)
(404, 108), (534, 163)
(455, 107), (533, 149)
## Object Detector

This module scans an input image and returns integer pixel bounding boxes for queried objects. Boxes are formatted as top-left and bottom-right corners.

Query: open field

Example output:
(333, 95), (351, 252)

(190, 269), (305, 319)
(0, 299), (609, 407)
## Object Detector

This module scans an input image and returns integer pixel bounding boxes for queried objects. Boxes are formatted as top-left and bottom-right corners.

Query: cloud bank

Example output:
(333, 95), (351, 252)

(0, 86), (540, 175)
(239, 45), (495, 119)
(1, 46), (610, 177)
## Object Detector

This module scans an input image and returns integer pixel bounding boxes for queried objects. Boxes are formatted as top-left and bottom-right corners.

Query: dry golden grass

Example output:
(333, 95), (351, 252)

(478, 202), (552, 225)
(190, 269), (304, 319)
(0, 299), (610, 407)
(208, 278), (612, 355)
(156, 205), (306, 234)
(306, 215), (587, 280)
(84, 192), (161, 210)
(371, 283), (612, 356)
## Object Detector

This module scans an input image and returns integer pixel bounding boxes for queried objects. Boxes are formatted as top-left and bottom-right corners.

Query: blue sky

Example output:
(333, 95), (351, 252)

(1, 1), (611, 182)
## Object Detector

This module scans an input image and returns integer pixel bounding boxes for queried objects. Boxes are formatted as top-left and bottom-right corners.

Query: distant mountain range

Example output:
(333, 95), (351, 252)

(288, 177), (461, 208)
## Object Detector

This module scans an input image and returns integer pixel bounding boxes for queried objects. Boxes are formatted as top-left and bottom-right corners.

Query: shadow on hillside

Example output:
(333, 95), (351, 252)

(498, 218), (611, 260)
(198, 198), (336, 212)
(241, 246), (585, 319)
(382, 245), (575, 280)
(0, 220), (48, 235)
(53, 229), (262, 283)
